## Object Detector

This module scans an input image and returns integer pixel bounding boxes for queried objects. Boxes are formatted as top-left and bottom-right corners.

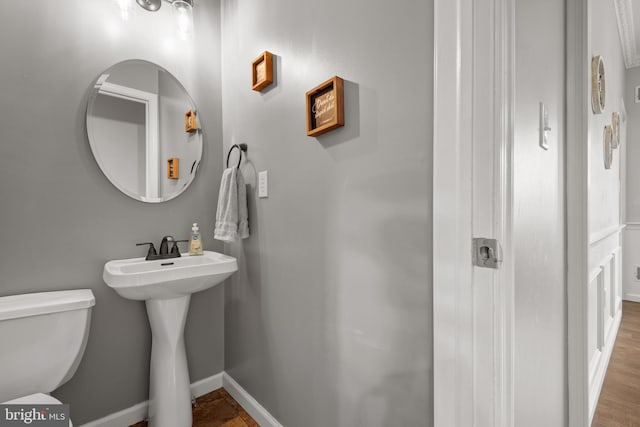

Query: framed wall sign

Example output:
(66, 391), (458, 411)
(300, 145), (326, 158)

(252, 51), (274, 92)
(306, 76), (344, 137)
(591, 55), (606, 114)
(603, 124), (613, 170)
(611, 111), (620, 148)
(167, 157), (179, 179)
(185, 109), (198, 133)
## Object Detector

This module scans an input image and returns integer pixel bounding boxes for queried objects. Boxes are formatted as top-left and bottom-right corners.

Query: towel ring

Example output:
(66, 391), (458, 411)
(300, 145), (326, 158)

(226, 143), (248, 169)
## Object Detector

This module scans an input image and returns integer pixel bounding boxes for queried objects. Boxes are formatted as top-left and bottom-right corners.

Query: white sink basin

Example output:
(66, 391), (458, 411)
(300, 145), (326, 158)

(103, 250), (237, 300)
(102, 250), (237, 427)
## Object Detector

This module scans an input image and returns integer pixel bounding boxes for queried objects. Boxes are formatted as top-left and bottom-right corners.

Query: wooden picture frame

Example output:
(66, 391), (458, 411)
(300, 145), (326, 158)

(252, 51), (274, 91)
(611, 111), (620, 148)
(603, 125), (613, 170)
(185, 109), (198, 133)
(306, 76), (344, 137)
(167, 158), (179, 179)
(591, 55), (605, 114)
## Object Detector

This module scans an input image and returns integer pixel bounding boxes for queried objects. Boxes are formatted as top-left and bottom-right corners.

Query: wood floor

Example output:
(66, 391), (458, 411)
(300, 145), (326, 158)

(130, 388), (258, 427)
(592, 301), (640, 427)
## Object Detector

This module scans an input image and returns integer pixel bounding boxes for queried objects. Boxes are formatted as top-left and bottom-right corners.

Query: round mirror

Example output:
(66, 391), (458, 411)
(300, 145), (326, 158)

(87, 60), (202, 202)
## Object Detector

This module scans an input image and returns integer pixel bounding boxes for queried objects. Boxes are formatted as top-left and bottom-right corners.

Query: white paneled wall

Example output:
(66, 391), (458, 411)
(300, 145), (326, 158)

(588, 230), (623, 419)
(587, 1), (626, 422)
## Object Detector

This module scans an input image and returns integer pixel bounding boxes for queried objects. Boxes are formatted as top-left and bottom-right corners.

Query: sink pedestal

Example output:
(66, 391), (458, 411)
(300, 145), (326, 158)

(146, 295), (192, 427)
(102, 251), (238, 427)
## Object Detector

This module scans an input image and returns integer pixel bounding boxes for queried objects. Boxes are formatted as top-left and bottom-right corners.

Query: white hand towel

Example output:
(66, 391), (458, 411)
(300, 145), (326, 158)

(214, 167), (249, 242)
(237, 169), (249, 239)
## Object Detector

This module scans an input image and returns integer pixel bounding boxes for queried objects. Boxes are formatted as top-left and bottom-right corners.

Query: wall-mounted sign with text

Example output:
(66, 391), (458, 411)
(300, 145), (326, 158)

(306, 76), (344, 137)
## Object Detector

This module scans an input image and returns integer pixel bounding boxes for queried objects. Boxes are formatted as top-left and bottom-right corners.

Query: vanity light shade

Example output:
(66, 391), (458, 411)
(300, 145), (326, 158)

(173, 0), (194, 39)
(133, 0), (195, 38)
(117, 0), (134, 20)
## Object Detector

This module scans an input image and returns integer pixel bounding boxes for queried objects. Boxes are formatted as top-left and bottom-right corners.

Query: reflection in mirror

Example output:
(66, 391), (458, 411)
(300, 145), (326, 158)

(87, 60), (202, 202)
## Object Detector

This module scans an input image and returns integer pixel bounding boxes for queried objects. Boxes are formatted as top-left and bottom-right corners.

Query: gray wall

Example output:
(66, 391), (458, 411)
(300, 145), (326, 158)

(589, 0), (624, 233)
(221, 1), (433, 426)
(624, 62), (640, 309)
(626, 66), (640, 221)
(0, 1), (224, 424)
(514, 0), (567, 425)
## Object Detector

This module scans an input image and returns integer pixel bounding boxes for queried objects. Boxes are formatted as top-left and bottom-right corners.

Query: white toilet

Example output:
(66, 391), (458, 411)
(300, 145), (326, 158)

(0, 289), (96, 426)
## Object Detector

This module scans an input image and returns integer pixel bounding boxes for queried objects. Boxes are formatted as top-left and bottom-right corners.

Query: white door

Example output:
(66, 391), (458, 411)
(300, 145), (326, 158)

(433, 0), (514, 426)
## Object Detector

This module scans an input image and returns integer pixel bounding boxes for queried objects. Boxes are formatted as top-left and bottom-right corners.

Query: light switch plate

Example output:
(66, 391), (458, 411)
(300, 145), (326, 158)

(539, 102), (550, 150)
(258, 170), (268, 198)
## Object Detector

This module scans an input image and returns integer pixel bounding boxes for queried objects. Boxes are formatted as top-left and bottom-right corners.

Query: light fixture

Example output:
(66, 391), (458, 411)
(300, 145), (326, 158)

(116, 0), (134, 20)
(136, 0), (162, 12)
(173, 1), (194, 37)
(135, 0), (194, 38)
(135, 0), (194, 13)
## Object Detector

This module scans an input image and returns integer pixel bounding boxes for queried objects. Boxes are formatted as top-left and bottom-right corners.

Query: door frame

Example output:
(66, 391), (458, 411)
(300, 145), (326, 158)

(566, 0), (591, 425)
(96, 81), (160, 200)
(432, 0), (515, 424)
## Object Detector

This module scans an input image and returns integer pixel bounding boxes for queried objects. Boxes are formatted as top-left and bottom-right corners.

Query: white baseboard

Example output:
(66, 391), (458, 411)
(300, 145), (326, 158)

(78, 372), (284, 427)
(79, 372), (224, 427)
(79, 400), (148, 427)
(623, 293), (640, 303)
(223, 373), (283, 427)
(588, 309), (622, 424)
(191, 373), (224, 398)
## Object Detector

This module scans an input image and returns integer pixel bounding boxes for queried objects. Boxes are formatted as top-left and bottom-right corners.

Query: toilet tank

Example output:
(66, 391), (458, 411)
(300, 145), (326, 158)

(0, 290), (95, 402)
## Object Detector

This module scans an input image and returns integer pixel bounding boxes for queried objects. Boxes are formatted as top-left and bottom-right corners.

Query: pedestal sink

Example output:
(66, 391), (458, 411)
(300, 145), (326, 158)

(103, 251), (237, 427)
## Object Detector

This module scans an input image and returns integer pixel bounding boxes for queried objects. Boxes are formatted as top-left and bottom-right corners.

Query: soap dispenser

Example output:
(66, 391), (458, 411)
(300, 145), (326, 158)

(189, 223), (203, 256)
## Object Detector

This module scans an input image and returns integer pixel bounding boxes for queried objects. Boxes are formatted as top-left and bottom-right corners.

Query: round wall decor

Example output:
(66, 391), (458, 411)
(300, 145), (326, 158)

(604, 124), (613, 170)
(591, 55), (606, 114)
(611, 111), (620, 148)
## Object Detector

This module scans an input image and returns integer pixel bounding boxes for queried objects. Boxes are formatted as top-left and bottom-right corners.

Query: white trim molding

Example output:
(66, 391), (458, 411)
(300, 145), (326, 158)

(433, 0), (514, 424)
(589, 310), (622, 421)
(589, 224), (626, 245)
(79, 373), (227, 427)
(95, 81), (160, 201)
(79, 372), (283, 427)
(433, 0), (474, 423)
(621, 98), (628, 224)
(223, 373), (283, 427)
(624, 293), (640, 302)
(567, 0), (591, 425)
(494, 0), (516, 424)
(613, 0), (640, 68)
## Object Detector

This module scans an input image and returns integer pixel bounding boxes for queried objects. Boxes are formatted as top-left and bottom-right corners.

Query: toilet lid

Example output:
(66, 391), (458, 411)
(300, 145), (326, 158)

(3, 393), (72, 426)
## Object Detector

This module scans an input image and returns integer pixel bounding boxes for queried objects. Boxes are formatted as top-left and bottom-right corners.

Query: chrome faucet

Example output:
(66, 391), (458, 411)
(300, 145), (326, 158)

(136, 236), (188, 261)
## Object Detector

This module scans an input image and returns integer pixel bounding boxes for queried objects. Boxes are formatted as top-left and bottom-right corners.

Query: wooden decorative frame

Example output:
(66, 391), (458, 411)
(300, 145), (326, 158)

(611, 112), (620, 148)
(306, 76), (344, 137)
(185, 109), (198, 133)
(591, 55), (606, 114)
(603, 125), (613, 169)
(252, 51), (274, 91)
(167, 158), (179, 179)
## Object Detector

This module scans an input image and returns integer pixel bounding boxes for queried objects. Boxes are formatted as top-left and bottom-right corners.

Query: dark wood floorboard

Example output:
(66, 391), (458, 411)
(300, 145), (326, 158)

(130, 388), (258, 427)
(592, 301), (640, 427)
